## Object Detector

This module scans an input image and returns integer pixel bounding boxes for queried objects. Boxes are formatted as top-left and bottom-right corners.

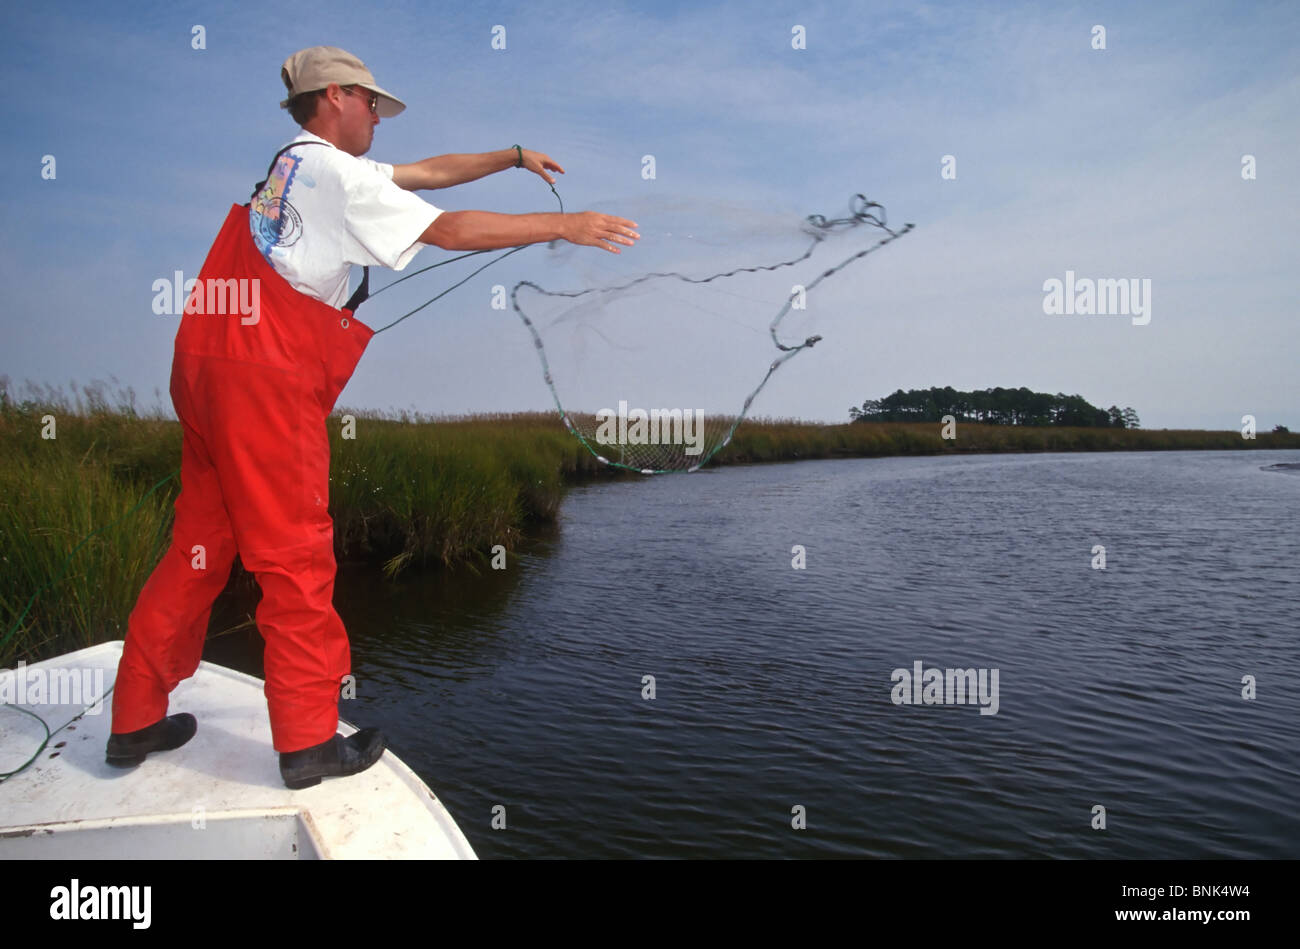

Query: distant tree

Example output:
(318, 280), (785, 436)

(1273, 424), (1290, 433)
(1107, 405), (1125, 428)
(849, 398), (882, 422)
(1057, 394), (1094, 427)
(939, 385), (959, 419)
(1122, 407), (1140, 429)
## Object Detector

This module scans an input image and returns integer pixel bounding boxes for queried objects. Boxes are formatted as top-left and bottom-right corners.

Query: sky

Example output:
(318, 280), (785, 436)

(1, 0), (1296, 429)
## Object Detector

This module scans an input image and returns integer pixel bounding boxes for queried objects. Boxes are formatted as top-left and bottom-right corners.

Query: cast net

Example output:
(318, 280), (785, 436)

(509, 193), (912, 472)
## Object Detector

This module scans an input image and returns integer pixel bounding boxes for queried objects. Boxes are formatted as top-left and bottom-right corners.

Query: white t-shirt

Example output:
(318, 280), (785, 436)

(249, 130), (442, 309)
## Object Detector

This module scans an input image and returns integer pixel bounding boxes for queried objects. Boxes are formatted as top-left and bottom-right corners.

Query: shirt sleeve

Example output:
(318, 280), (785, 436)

(339, 158), (442, 271)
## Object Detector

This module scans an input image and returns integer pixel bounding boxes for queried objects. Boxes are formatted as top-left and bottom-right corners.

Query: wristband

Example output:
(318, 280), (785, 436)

(513, 144), (523, 168)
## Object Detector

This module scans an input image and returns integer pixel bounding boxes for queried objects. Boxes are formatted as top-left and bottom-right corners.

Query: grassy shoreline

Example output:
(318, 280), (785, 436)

(3, 397), (1296, 666)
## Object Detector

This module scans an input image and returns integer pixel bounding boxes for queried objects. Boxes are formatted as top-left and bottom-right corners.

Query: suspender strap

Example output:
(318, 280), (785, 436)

(247, 140), (370, 313)
(248, 140), (329, 203)
(343, 266), (369, 312)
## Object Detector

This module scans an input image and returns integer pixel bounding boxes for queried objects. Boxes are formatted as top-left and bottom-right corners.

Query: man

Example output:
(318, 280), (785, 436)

(107, 46), (639, 789)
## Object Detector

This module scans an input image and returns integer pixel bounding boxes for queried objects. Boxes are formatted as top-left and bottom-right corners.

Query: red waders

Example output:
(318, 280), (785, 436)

(111, 203), (372, 753)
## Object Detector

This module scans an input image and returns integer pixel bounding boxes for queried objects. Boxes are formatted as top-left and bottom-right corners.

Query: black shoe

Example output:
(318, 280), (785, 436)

(105, 713), (197, 767)
(279, 728), (386, 790)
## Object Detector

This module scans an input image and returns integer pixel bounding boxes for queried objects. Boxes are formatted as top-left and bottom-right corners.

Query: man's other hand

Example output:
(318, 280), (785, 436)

(519, 149), (565, 185)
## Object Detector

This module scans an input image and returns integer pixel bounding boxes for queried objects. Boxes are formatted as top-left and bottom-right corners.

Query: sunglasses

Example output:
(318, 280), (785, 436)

(343, 86), (378, 115)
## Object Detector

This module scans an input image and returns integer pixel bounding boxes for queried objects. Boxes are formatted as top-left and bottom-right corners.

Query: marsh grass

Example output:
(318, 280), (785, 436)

(718, 415), (1297, 460)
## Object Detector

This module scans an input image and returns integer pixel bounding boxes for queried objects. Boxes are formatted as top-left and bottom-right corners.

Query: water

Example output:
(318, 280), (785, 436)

(209, 450), (1300, 858)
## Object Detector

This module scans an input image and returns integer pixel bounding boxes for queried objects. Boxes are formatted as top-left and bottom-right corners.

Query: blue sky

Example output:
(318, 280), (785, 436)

(2, 0), (1296, 428)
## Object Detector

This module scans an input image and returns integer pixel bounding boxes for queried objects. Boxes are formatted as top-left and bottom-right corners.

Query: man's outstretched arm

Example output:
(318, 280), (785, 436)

(421, 210), (639, 254)
(393, 147), (563, 190)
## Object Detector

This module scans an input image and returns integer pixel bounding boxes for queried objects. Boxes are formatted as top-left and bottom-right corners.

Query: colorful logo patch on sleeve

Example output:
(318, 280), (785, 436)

(250, 152), (306, 257)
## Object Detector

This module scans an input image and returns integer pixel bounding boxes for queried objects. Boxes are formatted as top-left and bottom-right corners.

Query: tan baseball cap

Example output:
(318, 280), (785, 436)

(279, 46), (406, 118)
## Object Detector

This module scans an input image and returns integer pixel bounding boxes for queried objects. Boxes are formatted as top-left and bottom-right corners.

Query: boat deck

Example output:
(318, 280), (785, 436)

(0, 642), (476, 859)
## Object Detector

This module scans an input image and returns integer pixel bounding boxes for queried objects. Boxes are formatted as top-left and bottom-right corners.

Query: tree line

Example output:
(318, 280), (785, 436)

(849, 386), (1140, 428)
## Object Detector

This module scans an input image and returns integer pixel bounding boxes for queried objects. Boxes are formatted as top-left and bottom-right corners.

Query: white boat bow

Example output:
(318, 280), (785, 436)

(0, 642), (476, 859)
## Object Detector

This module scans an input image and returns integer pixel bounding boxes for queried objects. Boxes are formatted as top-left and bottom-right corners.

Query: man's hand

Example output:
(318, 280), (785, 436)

(562, 212), (640, 254)
(517, 148), (565, 185)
